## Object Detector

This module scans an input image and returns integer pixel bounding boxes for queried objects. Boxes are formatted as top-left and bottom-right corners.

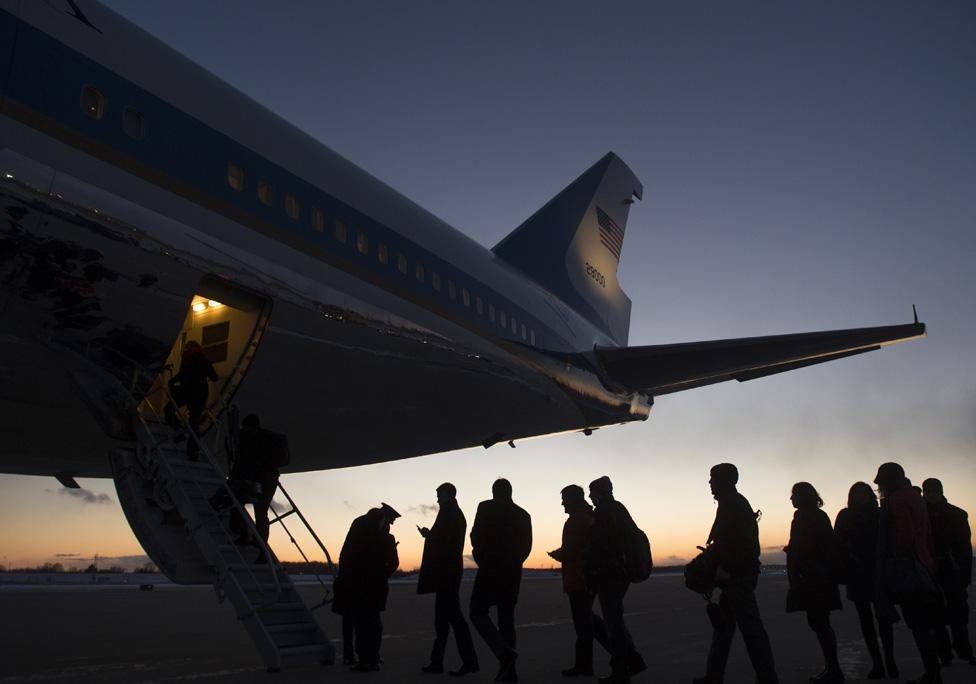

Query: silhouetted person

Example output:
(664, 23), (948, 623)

(332, 503), (401, 671)
(418, 483), (479, 676)
(834, 482), (899, 679)
(166, 339), (217, 458)
(785, 482), (843, 684)
(922, 477), (974, 666)
(230, 414), (282, 562)
(694, 463), (778, 684)
(548, 484), (611, 677)
(469, 478), (532, 683)
(585, 476), (646, 684)
(874, 462), (941, 683)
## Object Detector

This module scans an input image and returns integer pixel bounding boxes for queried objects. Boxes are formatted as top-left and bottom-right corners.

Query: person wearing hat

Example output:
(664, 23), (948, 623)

(694, 463), (778, 684)
(874, 462), (941, 683)
(922, 477), (974, 666)
(586, 476), (647, 684)
(418, 483), (479, 676)
(469, 478), (532, 683)
(332, 503), (401, 671)
(165, 338), (218, 459)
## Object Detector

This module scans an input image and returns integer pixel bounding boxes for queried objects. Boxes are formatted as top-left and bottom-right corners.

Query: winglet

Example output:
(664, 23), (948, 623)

(912, 304), (918, 325)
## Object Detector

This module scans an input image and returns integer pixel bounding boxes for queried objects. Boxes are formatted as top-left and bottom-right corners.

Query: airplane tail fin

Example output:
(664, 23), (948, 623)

(492, 152), (642, 346)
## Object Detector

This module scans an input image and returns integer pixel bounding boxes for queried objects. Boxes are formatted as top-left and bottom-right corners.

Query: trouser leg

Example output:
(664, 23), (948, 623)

(253, 480), (274, 543)
(498, 599), (517, 652)
(807, 608), (841, 672)
(429, 591), (449, 666)
(444, 590), (478, 666)
(876, 607), (897, 671)
(569, 591), (595, 670)
(901, 598), (941, 676)
(470, 594), (511, 661)
(725, 576), (778, 683)
(946, 587), (974, 660)
(854, 600), (883, 668)
(343, 613), (356, 662)
(705, 587), (737, 683)
(355, 608), (382, 665)
(599, 578), (635, 678)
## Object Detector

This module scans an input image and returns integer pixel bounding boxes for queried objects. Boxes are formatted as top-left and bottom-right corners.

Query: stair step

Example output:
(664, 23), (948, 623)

(226, 563), (283, 574)
(267, 622), (317, 634)
(257, 601), (306, 612)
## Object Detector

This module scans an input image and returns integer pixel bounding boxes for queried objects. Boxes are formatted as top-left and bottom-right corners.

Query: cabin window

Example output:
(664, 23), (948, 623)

(80, 85), (104, 119)
(397, 253), (408, 274)
(511, 317), (518, 334)
(476, 297), (483, 315)
(356, 230), (369, 254)
(521, 323), (527, 340)
(285, 193), (300, 220)
(377, 243), (389, 264)
(462, 288), (470, 307)
(530, 330), (536, 345)
(432, 272), (441, 292)
(415, 262), (425, 283)
(488, 303), (495, 322)
(335, 220), (348, 243)
(311, 207), (324, 232)
(122, 107), (144, 139)
(227, 163), (245, 191)
(500, 310), (507, 327)
(448, 281), (456, 300)
(258, 179), (273, 206)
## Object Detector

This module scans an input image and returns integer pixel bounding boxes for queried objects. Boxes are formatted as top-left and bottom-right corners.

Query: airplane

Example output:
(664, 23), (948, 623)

(0, 2), (924, 489)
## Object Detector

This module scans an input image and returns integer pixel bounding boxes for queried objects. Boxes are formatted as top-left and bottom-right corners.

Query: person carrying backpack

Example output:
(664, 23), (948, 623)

(586, 476), (647, 684)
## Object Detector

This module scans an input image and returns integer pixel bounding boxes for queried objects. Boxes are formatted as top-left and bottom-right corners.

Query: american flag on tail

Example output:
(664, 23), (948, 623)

(595, 206), (624, 260)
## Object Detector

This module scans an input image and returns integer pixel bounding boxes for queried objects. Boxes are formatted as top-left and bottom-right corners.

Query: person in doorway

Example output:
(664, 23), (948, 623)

(874, 462), (941, 684)
(585, 476), (646, 684)
(785, 482), (844, 684)
(548, 484), (611, 677)
(834, 482), (899, 679)
(418, 482), (479, 676)
(693, 463), (778, 684)
(469, 478), (532, 683)
(922, 477), (974, 666)
(332, 503), (401, 672)
(166, 339), (217, 458)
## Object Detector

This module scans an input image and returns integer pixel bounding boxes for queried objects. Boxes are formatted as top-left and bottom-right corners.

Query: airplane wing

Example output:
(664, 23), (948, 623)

(595, 319), (925, 396)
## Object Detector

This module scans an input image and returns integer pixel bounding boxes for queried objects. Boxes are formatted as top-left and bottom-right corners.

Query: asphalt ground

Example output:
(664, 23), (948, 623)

(2, 574), (974, 683)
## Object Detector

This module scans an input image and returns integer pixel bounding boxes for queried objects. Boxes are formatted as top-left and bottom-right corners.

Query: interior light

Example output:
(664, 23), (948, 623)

(192, 302), (206, 313)
(207, 300), (222, 308)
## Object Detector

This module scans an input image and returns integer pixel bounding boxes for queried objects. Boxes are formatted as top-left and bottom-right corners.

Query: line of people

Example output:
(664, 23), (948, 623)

(330, 462), (971, 684)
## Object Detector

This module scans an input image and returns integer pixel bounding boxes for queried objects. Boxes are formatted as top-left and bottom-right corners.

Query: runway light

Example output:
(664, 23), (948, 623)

(207, 300), (222, 308)
(4, 173), (13, 179)
(192, 302), (206, 313)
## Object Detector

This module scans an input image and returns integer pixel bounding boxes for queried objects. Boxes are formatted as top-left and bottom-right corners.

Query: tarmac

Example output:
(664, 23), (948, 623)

(2, 573), (974, 683)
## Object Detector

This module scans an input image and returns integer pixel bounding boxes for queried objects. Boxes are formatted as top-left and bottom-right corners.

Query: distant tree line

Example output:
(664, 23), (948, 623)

(0, 561), (159, 574)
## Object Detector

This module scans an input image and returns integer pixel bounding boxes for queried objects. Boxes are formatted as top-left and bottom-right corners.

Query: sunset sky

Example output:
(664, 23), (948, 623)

(1, 1), (974, 572)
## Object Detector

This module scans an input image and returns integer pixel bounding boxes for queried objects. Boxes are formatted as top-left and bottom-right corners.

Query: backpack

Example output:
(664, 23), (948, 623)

(261, 429), (291, 468)
(684, 544), (720, 594)
(625, 523), (654, 583)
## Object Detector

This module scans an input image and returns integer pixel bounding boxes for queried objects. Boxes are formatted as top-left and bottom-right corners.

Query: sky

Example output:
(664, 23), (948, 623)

(1, 1), (974, 572)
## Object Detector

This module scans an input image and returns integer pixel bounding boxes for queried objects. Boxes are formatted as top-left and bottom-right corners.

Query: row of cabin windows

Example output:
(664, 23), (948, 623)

(80, 85), (145, 140)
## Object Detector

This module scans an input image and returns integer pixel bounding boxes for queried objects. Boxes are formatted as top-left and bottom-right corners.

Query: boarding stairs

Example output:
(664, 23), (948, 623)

(111, 397), (336, 671)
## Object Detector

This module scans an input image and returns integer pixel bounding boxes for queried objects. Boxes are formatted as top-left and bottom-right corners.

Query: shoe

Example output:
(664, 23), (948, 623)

(562, 666), (594, 677)
(495, 654), (518, 683)
(350, 662), (380, 672)
(422, 663), (444, 674)
(866, 665), (885, 679)
(449, 663), (479, 677)
(810, 669), (844, 684)
(343, 657), (357, 666)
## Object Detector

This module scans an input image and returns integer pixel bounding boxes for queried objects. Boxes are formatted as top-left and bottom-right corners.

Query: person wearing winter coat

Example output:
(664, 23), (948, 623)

(785, 482), (843, 684)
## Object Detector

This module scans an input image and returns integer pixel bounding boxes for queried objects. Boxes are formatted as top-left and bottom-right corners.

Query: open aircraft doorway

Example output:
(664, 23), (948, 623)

(140, 276), (272, 435)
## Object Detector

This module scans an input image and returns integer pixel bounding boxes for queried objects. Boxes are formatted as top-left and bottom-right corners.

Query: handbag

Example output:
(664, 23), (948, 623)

(883, 554), (937, 602)
(685, 545), (720, 595)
